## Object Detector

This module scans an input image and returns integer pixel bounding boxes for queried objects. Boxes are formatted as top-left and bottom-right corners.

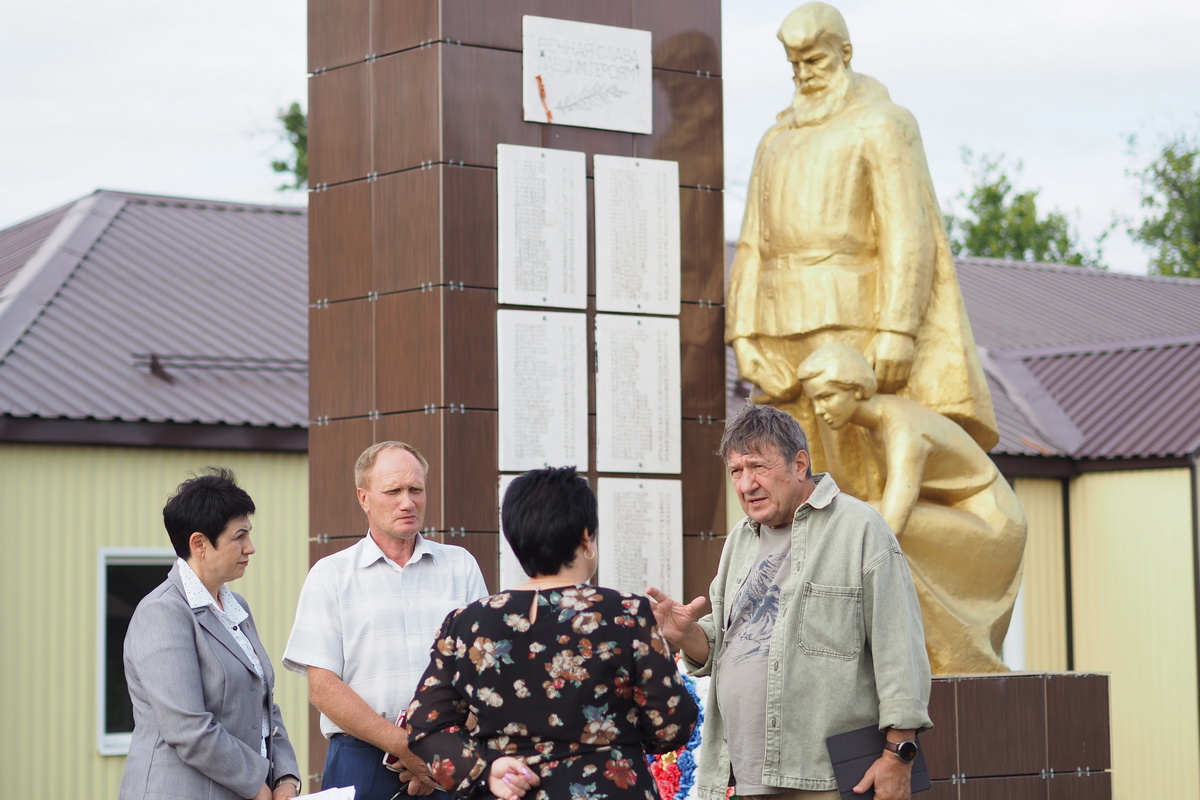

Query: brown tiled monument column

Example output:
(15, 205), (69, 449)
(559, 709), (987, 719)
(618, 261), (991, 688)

(307, 0), (724, 784)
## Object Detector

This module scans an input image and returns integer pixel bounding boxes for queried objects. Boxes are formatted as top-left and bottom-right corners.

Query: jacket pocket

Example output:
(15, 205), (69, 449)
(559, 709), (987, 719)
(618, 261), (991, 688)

(798, 581), (862, 660)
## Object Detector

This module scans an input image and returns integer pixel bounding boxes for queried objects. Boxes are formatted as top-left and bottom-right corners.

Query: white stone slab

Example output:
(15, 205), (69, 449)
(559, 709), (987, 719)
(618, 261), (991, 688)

(597, 477), (682, 600)
(595, 314), (681, 474)
(522, 15), (653, 134)
(497, 144), (587, 309)
(594, 155), (680, 315)
(497, 309), (589, 471)
(496, 473), (528, 591)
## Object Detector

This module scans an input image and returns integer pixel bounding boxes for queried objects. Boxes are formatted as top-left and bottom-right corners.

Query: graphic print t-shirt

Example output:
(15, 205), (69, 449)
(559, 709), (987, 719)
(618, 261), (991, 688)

(715, 522), (793, 795)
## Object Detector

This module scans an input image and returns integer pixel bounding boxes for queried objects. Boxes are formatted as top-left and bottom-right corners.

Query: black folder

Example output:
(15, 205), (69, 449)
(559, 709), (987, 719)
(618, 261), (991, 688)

(825, 726), (931, 800)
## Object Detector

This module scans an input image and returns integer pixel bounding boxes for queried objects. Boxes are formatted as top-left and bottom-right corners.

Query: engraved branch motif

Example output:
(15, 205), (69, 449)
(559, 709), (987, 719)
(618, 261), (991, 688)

(554, 83), (630, 114)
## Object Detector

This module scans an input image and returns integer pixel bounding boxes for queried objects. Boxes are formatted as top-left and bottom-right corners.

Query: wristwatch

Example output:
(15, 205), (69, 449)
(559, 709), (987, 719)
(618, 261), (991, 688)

(274, 775), (302, 793)
(884, 739), (919, 763)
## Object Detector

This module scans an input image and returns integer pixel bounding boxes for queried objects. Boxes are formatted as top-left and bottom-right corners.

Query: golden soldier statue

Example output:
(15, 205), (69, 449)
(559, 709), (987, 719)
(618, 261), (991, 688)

(727, 3), (1023, 672)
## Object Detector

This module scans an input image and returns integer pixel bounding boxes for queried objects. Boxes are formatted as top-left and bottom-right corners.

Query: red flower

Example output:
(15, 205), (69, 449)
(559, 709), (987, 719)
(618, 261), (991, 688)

(650, 757), (682, 800)
(430, 758), (457, 790)
(604, 757), (638, 789)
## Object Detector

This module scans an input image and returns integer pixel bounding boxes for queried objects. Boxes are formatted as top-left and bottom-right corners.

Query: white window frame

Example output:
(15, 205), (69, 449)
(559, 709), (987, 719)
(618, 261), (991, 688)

(96, 547), (175, 756)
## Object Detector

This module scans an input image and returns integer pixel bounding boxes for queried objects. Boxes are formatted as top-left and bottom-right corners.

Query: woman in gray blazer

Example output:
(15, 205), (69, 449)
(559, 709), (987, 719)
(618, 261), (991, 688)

(119, 469), (301, 800)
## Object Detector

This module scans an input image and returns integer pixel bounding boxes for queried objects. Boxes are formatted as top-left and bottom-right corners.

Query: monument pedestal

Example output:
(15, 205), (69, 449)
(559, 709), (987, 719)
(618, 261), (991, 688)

(923, 673), (1111, 799)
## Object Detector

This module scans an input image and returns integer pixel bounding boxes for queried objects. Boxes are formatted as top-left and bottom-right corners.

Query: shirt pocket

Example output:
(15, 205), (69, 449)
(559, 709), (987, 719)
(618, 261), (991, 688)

(798, 581), (862, 660)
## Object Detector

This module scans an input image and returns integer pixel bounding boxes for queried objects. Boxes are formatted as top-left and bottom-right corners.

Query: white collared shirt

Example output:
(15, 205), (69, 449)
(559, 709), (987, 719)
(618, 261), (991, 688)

(177, 558), (270, 757)
(282, 533), (489, 738)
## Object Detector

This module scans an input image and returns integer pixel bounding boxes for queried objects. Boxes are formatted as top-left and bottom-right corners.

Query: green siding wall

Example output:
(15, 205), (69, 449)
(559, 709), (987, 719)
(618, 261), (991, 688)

(1069, 468), (1198, 799)
(1013, 477), (1069, 671)
(0, 443), (310, 800)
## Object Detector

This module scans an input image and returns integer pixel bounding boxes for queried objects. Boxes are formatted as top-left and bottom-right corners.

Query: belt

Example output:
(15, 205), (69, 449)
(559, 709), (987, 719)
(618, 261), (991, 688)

(762, 252), (875, 270)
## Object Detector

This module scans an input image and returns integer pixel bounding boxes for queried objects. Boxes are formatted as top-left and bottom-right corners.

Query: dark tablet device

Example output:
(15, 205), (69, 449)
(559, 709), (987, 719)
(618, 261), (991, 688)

(825, 725), (931, 800)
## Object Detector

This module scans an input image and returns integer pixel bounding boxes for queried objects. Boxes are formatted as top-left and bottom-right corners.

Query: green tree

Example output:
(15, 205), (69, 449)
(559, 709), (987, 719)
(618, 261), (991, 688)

(944, 150), (1104, 267)
(271, 102), (307, 191)
(1128, 131), (1200, 278)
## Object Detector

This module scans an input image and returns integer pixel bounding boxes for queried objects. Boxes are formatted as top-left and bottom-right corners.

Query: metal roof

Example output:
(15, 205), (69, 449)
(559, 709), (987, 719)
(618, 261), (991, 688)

(956, 257), (1200, 352)
(960, 259), (1200, 461)
(0, 202), (73, 295)
(1021, 339), (1200, 460)
(0, 190), (308, 434)
(982, 368), (1059, 458)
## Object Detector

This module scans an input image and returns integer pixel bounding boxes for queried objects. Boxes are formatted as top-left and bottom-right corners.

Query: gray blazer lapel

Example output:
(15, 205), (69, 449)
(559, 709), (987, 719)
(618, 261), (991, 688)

(168, 566), (259, 675)
(195, 609), (259, 675)
(242, 613), (275, 685)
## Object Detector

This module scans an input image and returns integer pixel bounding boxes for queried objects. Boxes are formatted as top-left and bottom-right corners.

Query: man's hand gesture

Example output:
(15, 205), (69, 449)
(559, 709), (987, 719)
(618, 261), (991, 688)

(645, 587), (709, 663)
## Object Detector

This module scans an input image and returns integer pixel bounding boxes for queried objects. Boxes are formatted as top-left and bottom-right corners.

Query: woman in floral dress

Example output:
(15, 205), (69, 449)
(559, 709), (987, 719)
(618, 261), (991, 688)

(407, 467), (699, 800)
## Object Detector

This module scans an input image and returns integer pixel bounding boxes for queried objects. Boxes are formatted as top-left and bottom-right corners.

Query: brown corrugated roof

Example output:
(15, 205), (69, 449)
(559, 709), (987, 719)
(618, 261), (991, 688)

(958, 258), (1200, 461)
(0, 190), (307, 437)
(0, 202), (73, 294)
(1020, 339), (1200, 460)
(957, 257), (1200, 351)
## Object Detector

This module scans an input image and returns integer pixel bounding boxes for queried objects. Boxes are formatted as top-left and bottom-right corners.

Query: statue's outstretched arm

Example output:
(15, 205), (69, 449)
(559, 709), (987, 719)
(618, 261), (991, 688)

(876, 425), (929, 537)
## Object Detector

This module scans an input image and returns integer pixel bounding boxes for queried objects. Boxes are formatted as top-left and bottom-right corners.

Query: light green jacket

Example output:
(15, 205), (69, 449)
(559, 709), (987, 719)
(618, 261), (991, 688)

(684, 474), (932, 796)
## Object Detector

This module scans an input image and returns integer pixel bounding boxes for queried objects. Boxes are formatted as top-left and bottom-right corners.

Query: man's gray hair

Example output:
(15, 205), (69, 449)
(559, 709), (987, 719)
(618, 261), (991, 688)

(718, 403), (810, 469)
(354, 441), (429, 488)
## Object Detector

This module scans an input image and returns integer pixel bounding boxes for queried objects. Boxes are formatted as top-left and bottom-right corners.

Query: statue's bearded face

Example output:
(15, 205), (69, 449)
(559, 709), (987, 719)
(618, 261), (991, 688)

(787, 37), (847, 96)
(784, 36), (852, 126)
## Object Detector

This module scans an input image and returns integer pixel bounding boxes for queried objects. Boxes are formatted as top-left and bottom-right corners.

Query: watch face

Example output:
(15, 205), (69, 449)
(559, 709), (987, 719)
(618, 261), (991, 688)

(896, 741), (919, 762)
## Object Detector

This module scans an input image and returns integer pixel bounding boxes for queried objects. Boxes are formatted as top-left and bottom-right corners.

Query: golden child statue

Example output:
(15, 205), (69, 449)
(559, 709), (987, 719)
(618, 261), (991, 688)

(798, 342), (1027, 673)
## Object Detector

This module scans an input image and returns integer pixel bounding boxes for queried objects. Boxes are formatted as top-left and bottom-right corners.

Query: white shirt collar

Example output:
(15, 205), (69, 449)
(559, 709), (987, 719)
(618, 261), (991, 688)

(176, 557), (248, 624)
(357, 531), (437, 569)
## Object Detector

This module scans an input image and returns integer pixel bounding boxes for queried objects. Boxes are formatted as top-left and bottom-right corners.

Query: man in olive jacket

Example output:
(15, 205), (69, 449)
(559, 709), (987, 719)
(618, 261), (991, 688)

(648, 403), (931, 800)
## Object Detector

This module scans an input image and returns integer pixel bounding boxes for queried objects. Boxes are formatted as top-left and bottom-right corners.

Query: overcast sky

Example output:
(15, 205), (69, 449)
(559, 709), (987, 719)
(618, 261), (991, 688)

(2, 0), (1197, 273)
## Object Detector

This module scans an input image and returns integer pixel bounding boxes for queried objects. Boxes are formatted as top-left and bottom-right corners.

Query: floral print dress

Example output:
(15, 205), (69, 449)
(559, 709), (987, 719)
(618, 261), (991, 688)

(407, 585), (699, 800)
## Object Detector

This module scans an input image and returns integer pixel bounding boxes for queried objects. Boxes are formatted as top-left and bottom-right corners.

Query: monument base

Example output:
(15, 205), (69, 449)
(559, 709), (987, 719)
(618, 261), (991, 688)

(923, 673), (1111, 799)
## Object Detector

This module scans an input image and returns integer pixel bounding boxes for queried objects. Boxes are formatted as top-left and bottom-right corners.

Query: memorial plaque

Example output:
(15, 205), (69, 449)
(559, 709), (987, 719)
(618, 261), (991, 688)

(497, 474), (527, 591)
(594, 155), (681, 315)
(497, 310), (589, 471)
(595, 314), (681, 473)
(522, 15), (653, 134)
(597, 477), (682, 599)
(497, 144), (587, 309)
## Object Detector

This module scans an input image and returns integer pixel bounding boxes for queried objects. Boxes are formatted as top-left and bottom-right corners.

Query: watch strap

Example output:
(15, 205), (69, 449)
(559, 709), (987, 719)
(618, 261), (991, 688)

(883, 739), (919, 762)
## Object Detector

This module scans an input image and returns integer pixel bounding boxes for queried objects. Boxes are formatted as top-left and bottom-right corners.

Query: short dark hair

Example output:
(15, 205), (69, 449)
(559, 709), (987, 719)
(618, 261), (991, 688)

(502, 467), (597, 578)
(163, 468), (256, 559)
(718, 402), (811, 476)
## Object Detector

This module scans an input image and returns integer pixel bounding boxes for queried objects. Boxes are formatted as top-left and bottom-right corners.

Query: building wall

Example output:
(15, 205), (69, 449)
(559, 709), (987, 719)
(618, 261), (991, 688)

(1012, 477), (1069, 670)
(1068, 468), (1198, 799)
(0, 443), (310, 800)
